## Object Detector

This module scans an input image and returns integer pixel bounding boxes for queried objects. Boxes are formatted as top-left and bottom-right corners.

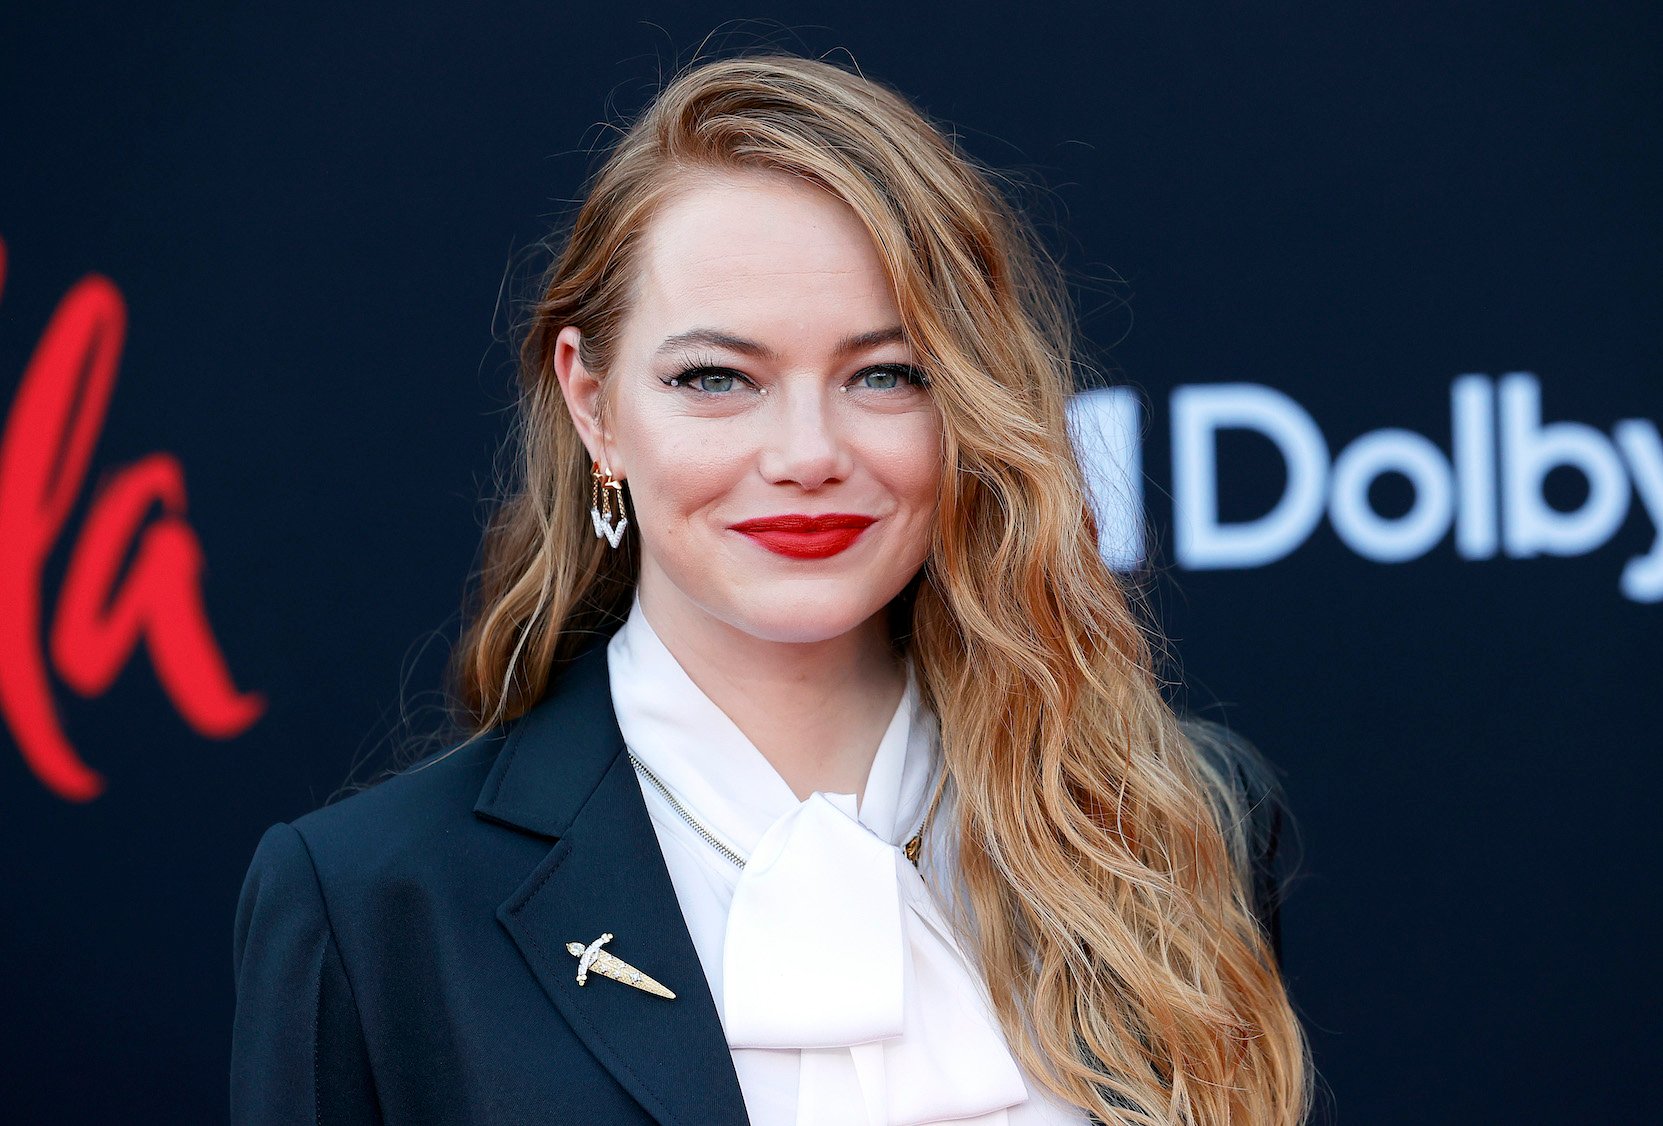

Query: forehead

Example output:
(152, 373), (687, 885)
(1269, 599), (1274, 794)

(624, 169), (899, 338)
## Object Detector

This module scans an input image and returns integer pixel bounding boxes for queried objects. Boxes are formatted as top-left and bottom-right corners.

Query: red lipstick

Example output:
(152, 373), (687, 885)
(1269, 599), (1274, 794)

(728, 513), (877, 559)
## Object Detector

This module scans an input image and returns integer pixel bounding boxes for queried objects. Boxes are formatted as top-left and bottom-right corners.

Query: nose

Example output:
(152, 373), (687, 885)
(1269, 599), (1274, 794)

(756, 382), (853, 490)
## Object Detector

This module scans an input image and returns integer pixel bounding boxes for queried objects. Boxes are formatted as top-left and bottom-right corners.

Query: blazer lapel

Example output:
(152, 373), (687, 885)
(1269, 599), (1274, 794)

(474, 638), (750, 1126)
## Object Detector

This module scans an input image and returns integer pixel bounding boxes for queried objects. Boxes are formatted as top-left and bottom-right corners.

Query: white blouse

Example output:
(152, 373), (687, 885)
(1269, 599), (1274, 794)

(607, 595), (1087, 1126)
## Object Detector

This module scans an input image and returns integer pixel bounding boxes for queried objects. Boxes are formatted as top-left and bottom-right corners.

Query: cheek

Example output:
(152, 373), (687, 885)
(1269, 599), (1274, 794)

(871, 415), (945, 508)
(619, 418), (746, 528)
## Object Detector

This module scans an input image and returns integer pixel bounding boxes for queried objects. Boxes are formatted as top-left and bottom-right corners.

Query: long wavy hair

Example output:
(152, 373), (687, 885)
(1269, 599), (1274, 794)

(448, 51), (1309, 1125)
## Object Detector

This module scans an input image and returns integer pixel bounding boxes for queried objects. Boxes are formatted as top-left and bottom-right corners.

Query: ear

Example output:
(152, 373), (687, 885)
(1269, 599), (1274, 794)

(553, 325), (624, 476)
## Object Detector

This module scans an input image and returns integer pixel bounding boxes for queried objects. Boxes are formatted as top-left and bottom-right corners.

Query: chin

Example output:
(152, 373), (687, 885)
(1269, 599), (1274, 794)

(709, 584), (895, 646)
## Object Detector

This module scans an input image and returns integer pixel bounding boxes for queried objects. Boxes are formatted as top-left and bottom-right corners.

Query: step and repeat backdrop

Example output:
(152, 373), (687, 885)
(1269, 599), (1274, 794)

(3, 3), (1656, 1122)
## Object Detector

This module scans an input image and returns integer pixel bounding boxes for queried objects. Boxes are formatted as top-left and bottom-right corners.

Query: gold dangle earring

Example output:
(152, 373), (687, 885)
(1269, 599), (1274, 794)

(590, 460), (629, 548)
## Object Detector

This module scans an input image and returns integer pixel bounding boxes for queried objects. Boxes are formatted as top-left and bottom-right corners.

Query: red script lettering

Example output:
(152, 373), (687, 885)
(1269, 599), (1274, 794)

(0, 236), (264, 802)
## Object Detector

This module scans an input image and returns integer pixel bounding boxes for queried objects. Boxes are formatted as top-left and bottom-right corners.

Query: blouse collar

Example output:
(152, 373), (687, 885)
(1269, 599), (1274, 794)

(604, 592), (1038, 1124)
(605, 591), (939, 860)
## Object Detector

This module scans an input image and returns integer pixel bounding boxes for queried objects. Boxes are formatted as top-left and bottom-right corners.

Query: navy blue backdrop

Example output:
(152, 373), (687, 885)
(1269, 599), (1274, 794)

(2, 3), (1657, 1122)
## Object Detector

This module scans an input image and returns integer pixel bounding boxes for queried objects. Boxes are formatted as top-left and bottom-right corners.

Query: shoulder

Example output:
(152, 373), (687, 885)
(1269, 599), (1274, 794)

(234, 728), (495, 911)
(290, 728), (509, 868)
(230, 733), (517, 1119)
(235, 725), (519, 945)
(237, 639), (622, 946)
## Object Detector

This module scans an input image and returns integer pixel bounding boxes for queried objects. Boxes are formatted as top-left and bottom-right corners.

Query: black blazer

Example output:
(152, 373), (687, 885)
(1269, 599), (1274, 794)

(231, 637), (1285, 1124)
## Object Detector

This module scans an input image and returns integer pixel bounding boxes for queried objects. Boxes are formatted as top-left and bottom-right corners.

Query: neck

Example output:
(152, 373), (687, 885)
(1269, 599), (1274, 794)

(634, 578), (907, 802)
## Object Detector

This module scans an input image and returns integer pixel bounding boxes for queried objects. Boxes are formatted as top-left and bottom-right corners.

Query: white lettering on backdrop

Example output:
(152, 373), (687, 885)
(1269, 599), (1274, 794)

(1065, 373), (1663, 602)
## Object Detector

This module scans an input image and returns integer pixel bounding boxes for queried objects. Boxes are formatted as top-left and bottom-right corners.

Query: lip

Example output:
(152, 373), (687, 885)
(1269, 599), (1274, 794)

(729, 513), (878, 559)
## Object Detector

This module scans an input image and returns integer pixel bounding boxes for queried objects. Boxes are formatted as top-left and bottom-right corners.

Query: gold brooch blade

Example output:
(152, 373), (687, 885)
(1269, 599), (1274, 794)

(564, 933), (676, 1000)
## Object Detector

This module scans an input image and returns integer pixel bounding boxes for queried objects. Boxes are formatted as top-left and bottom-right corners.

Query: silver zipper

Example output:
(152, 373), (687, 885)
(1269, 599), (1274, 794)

(630, 751), (749, 869)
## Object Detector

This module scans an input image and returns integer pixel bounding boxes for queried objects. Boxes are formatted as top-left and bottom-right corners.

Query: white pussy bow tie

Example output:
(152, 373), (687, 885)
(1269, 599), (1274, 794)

(722, 790), (1030, 1126)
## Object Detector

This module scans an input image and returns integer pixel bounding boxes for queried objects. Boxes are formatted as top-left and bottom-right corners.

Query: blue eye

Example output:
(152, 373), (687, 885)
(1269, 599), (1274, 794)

(663, 367), (751, 394)
(689, 372), (737, 393)
(853, 365), (929, 391)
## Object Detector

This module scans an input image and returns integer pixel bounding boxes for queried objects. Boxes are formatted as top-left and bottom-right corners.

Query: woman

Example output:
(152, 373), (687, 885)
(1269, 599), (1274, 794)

(232, 51), (1309, 1125)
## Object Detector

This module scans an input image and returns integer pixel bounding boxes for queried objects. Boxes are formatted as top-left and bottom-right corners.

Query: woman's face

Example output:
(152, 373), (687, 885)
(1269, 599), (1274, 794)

(556, 168), (943, 647)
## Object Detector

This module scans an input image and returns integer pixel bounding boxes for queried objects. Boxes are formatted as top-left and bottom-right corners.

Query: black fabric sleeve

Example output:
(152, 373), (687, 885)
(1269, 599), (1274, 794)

(231, 822), (382, 1125)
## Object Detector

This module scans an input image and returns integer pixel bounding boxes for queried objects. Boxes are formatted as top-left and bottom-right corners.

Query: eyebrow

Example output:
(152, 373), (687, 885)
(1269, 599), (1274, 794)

(652, 325), (908, 362)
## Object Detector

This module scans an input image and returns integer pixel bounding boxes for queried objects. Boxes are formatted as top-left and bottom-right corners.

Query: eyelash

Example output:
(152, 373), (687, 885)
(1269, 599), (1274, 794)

(660, 362), (931, 396)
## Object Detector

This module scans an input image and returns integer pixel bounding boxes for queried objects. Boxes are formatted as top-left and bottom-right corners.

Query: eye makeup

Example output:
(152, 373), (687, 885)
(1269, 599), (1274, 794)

(659, 358), (930, 396)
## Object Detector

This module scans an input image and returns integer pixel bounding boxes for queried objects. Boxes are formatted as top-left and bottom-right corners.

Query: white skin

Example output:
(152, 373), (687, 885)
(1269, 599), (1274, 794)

(555, 167), (944, 802)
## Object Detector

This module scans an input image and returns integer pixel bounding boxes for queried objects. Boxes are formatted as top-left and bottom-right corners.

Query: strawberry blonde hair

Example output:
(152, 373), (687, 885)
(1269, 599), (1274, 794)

(449, 51), (1310, 1124)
